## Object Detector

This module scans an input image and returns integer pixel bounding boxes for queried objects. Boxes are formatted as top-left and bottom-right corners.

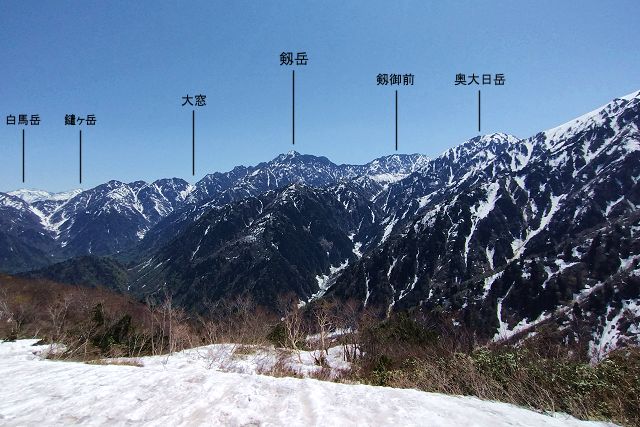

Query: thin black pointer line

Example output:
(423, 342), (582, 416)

(79, 130), (82, 184)
(395, 90), (398, 151)
(192, 110), (195, 176)
(22, 129), (25, 183)
(292, 69), (295, 146)
(478, 90), (481, 133)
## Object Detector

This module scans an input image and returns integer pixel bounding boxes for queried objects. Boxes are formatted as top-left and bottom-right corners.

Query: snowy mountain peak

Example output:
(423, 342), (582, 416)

(0, 192), (30, 210)
(543, 90), (640, 144)
(435, 132), (520, 169)
(471, 132), (520, 147)
(1, 89), (638, 368)
(274, 150), (304, 163)
(7, 189), (52, 203)
(617, 89), (640, 102)
(8, 188), (83, 203)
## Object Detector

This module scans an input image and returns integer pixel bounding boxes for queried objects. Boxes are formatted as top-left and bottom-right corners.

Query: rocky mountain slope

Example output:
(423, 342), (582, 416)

(2, 153), (428, 273)
(330, 91), (640, 359)
(5, 90), (640, 358)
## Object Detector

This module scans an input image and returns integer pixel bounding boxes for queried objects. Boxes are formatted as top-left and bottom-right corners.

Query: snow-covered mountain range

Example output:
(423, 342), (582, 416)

(3, 90), (640, 359)
(0, 152), (428, 272)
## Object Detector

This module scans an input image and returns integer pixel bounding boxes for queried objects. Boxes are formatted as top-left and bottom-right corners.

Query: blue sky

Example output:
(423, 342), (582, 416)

(1, 1), (638, 192)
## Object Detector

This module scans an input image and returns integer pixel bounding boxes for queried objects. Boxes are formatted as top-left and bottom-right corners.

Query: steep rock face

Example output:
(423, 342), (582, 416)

(3, 151), (428, 273)
(329, 91), (640, 357)
(46, 178), (194, 257)
(129, 184), (381, 310)
(3, 90), (639, 358)
(188, 151), (429, 206)
(378, 133), (521, 218)
(136, 152), (428, 257)
(0, 193), (58, 272)
(127, 87), (640, 358)
(4, 179), (194, 267)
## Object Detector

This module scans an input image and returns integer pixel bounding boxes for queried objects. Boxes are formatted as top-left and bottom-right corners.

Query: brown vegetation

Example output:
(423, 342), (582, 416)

(1, 274), (637, 425)
(0, 275), (277, 360)
(349, 311), (640, 427)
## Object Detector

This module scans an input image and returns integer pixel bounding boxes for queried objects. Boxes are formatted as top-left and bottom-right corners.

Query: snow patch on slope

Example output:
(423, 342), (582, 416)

(310, 260), (350, 301)
(464, 182), (500, 265)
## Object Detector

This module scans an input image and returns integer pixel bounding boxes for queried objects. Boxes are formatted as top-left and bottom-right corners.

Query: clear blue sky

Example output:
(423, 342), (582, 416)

(1, 1), (638, 192)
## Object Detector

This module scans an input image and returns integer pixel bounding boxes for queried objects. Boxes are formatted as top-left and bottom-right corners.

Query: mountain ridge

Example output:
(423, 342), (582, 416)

(4, 90), (640, 359)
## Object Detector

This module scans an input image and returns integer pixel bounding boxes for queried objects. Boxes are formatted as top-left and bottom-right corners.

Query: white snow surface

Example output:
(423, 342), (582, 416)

(7, 188), (83, 203)
(543, 90), (639, 150)
(369, 172), (408, 184)
(0, 340), (611, 426)
(309, 259), (350, 302)
(464, 182), (500, 265)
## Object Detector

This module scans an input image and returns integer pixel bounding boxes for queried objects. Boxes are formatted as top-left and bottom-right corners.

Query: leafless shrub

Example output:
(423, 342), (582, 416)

(86, 358), (143, 367)
(202, 294), (275, 345)
(257, 350), (302, 378)
(0, 289), (12, 322)
(233, 344), (258, 356)
(47, 295), (72, 342)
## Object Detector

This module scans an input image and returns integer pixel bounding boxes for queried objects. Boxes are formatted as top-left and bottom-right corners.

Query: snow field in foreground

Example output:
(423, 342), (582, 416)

(0, 340), (615, 427)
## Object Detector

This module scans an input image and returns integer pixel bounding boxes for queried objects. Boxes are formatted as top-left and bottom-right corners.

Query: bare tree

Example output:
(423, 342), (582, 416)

(285, 306), (305, 355)
(333, 299), (362, 362)
(47, 295), (73, 342)
(306, 299), (340, 366)
(0, 290), (11, 322)
(276, 294), (307, 362)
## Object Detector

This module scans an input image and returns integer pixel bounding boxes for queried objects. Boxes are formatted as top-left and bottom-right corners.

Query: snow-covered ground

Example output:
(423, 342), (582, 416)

(107, 342), (353, 379)
(0, 340), (615, 426)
